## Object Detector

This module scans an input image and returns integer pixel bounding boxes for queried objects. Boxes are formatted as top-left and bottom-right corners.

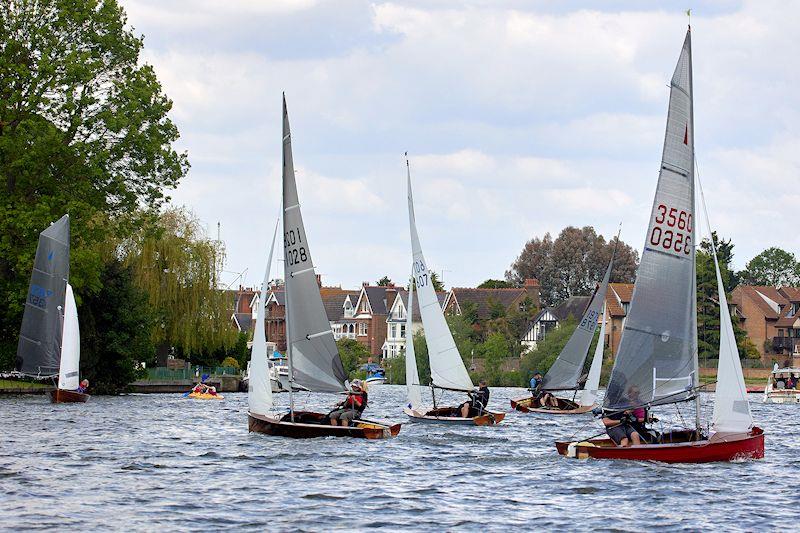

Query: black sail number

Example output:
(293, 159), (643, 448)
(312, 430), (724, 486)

(413, 259), (428, 288)
(284, 226), (308, 266)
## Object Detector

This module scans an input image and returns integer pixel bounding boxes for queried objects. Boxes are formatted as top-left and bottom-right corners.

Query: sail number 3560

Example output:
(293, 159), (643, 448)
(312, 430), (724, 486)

(284, 228), (308, 266)
(650, 204), (692, 255)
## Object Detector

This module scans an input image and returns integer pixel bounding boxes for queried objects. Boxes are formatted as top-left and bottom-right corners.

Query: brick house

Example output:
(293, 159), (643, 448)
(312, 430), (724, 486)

(443, 278), (541, 319)
(604, 283), (634, 357)
(344, 284), (401, 356)
(730, 285), (800, 363)
(231, 285), (257, 333)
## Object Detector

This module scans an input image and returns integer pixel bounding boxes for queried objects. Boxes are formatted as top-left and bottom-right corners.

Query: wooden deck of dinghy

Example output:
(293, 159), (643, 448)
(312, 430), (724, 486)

(248, 411), (401, 439)
(555, 427), (765, 463)
(50, 389), (90, 403)
(510, 396), (593, 414)
(404, 406), (505, 425)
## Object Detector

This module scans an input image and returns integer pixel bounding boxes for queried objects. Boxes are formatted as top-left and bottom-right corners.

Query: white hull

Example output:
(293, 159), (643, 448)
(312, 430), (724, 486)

(365, 377), (386, 386)
(763, 392), (800, 404)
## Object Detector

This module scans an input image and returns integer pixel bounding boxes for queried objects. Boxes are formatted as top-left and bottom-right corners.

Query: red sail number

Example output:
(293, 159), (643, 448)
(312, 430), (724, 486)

(650, 204), (692, 255)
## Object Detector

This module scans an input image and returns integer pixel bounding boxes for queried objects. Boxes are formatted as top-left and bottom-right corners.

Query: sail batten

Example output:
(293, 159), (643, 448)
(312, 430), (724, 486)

(17, 215), (71, 377)
(604, 30), (697, 411)
(407, 164), (473, 392)
(282, 96), (347, 393)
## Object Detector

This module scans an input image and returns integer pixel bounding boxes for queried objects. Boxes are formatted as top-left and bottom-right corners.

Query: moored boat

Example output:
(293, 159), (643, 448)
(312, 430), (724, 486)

(247, 96), (400, 440)
(403, 159), (503, 426)
(763, 367), (800, 403)
(17, 215), (90, 404)
(556, 28), (764, 463)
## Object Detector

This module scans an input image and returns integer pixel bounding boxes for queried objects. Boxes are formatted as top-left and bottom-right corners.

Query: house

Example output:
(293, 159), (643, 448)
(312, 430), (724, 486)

(730, 285), (800, 363)
(231, 285), (257, 333)
(520, 295), (592, 352)
(344, 283), (399, 356)
(327, 289), (361, 341)
(604, 283), (634, 357)
(382, 289), (447, 358)
(444, 278), (541, 320)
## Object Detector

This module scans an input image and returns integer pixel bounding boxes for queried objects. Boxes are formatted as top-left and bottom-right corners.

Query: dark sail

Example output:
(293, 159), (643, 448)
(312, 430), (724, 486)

(604, 30), (697, 411)
(16, 215), (70, 376)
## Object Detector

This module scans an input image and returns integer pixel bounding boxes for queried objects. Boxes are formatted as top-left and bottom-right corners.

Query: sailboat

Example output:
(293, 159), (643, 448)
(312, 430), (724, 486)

(511, 252), (613, 414)
(17, 214), (88, 403)
(247, 95), (401, 439)
(403, 160), (505, 425)
(556, 28), (764, 462)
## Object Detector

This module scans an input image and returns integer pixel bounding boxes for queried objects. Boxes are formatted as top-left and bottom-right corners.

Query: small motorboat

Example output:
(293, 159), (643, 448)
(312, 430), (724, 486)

(763, 367), (800, 403)
(363, 363), (387, 387)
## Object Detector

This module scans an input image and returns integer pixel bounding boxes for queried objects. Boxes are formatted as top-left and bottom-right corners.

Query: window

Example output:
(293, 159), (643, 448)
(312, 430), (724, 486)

(344, 301), (354, 318)
(358, 323), (368, 336)
(779, 329), (785, 338)
(361, 300), (368, 313)
(400, 324), (406, 338)
(390, 324), (397, 338)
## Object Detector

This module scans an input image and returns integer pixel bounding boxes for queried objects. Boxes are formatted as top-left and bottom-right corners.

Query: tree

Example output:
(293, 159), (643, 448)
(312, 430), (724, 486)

(0, 0), (187, 367)
(696, 234), (750, 362)
(740, 247), (800, 287)
(221, 356), (240, 370)
(520, 317), (578, 380)
(336, 338), (370, 378)
(376, 276), (393, 286)
(124, 208), (237, 355)
(478, 279), (513, 289)
(506, 226), (638, 306)
(79, 260), (156, 394)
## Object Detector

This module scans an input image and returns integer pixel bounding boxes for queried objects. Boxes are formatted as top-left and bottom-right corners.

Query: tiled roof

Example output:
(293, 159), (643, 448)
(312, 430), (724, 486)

(779, 287), (800, 302)
(450, 287), (529, 320)
(268, 289), (286, 306)
(321, 289), (360, 321)
(606, 283), (633, 317)
(362, 286), (392, 315)
(234, 312), (253, 332)
(737, 285), (787, 320)
(551, 296), (591, 322)
(390, 289), (447, 322)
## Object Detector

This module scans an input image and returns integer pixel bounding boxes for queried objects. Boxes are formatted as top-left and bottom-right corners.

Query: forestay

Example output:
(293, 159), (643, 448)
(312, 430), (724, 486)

(541, 258), (613, 391)
(17, 215), (71, 377)
(282, 96), (347, 393)
(407, 164), (473, 392)
(248, 220), (279, 415)
(405, 283), (423, 410)
(57, 284), (80, 391)
(605, 30), (697, 411)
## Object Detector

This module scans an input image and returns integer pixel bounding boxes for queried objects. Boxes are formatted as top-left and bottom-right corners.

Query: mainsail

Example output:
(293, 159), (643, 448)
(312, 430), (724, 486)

(541, 257), (613, 391)
(249, 220), (279, 415)
(579, 304), (606, 407)
(282, 96), (347, 393)
(605, 30), (697, 411)
(405, 283), (423, 410)
(407, 162), (473, 392)
(17, 215), (71, 376)
(57, 283), (80, 390)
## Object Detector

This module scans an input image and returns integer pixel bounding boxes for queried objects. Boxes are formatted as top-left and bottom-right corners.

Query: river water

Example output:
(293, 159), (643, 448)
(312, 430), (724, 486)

(1, 386), (793, 531)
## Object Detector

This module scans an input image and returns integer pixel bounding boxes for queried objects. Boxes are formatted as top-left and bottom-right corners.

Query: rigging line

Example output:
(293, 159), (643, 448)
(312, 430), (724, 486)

(695, 156), (750, 404)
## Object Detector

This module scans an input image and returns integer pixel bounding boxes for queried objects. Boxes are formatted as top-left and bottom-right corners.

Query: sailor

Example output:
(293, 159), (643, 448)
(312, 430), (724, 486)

(329, 379), (368, 426)
(529, 371), (557, 408)
(603, 385), (646, 447)
(76, 379), (89, 393)
(460, 379), (490, 417)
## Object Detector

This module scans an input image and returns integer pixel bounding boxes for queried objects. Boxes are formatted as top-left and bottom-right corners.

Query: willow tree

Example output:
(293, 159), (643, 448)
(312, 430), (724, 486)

(125, 208), (237, 355)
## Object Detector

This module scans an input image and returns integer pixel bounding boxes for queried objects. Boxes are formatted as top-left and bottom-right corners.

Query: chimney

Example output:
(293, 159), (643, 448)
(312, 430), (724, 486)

(385, 286), (398, 312)
(363, 281), (369, 287)
(315, 274), (322, 288)
(524, 278), (541, 308)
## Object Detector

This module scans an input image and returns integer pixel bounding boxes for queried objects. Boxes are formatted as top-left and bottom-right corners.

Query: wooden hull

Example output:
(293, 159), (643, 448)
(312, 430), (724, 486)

(248, 411), (401, 440)
(50, 389), (90, 403)
(404, 407), (505, 426)
(511, 395), (593, 415)
(555, 427), (765, 463)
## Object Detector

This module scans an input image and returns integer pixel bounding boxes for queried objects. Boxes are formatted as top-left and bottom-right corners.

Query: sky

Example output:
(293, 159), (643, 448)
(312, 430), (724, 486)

(121, 0), (799, 291)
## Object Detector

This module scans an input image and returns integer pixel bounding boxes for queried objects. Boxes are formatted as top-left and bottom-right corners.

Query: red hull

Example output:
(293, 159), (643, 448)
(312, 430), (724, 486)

(556, 427), (764, 463)
(49, 389), (90, 403)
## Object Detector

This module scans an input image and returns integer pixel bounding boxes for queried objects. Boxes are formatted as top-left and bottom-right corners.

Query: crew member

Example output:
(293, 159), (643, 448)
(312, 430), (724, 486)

(460, 379), (490, 417)
(330, 379), (368, 426)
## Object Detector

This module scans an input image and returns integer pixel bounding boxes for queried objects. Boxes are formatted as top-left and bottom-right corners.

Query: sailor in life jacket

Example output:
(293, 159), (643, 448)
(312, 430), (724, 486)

(329, 379), (368, 426)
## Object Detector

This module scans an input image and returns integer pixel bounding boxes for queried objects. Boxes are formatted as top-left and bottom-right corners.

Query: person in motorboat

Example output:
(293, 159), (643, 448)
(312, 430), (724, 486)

(76, 379), (89, 393)
(460, 380), (490, 417)
(602, 385), (647, 447)
(329, 379), (368, 426)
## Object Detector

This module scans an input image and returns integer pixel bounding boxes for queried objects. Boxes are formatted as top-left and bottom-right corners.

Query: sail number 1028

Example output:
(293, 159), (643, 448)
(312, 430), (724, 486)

(284, 228), (308, 266)
(650, 204), (692, 255)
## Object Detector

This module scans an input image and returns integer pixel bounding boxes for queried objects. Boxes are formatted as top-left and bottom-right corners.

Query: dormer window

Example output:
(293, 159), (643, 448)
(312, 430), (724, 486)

(361, 301), (368, 313)
(343, 301), (354, 318)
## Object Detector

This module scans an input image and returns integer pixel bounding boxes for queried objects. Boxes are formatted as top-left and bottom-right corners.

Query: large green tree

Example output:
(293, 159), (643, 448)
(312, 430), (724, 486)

(0, 0), (187, 364)
(740, 247), (800, 287)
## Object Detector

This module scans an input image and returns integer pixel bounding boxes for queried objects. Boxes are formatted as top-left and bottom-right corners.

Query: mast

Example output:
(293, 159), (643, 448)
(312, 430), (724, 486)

(688, 28), (701, 433)
(282, 95), (295, 421)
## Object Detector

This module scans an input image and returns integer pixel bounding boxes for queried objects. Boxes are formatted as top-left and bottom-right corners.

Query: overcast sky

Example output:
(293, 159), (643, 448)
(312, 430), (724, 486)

(121, 0), (799, 290)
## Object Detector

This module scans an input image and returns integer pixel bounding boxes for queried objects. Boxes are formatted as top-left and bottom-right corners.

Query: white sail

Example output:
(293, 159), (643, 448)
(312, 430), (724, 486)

(407, 163), (473, 392)
(57, 283), (80, 391)
(405, 282), (423, 410)
(579, 303), (606, 407)
(248, 220), (279, 415)
(282, 96), (348, 393)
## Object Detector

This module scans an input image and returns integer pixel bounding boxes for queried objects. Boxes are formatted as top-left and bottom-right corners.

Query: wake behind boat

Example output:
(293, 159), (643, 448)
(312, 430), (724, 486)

(556, 28), (763, 463)
(17, 215), (89, 404)
(246, 96), (400, 440)
(403, 159), (504, 427)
